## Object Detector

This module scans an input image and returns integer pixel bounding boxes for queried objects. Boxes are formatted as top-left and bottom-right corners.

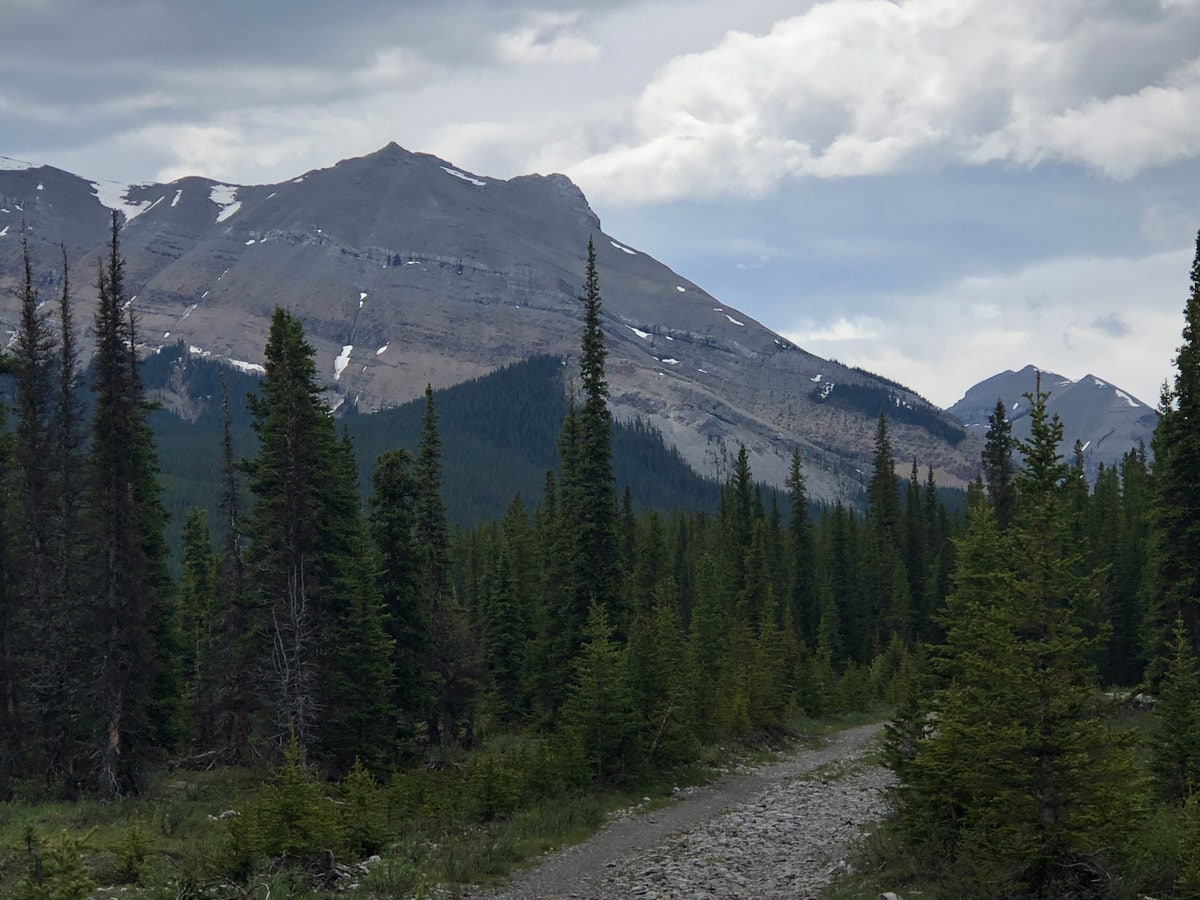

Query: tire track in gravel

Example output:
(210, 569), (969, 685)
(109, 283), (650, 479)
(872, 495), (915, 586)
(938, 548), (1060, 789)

(464, 722), (891, 900)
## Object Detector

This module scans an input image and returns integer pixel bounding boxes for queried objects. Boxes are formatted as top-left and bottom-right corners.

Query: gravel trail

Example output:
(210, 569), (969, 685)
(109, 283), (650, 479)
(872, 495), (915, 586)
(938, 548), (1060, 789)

(466, 722), (893, 899)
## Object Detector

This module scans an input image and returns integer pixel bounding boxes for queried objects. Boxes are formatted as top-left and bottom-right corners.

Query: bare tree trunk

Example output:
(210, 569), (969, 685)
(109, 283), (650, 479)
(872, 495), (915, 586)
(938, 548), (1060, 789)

(97, 687), (123, 801)
(272, 559), (318, 752)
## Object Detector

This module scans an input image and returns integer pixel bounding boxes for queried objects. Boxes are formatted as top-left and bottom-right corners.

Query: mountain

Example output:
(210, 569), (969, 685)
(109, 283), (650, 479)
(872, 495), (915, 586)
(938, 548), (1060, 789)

(0, 144), (979, 500)
(947, 364), (1157, 477)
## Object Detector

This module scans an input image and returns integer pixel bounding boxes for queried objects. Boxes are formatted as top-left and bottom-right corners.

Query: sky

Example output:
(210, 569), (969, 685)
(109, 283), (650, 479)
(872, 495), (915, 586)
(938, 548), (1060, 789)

(3, 0), (1199, 408)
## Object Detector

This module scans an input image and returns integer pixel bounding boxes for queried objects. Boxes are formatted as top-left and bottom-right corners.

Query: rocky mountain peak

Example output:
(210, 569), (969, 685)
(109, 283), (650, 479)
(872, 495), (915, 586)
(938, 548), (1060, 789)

(0, 144), (980, 500)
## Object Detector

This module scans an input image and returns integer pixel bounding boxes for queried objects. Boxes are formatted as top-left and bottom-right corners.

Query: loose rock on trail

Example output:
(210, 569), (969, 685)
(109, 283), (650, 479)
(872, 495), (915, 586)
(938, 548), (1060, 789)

(464, 722), (893, 899)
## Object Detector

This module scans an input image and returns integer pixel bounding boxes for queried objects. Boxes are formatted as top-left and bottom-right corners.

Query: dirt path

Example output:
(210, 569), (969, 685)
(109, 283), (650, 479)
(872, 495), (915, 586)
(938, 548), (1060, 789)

(464, 722), (892, 899)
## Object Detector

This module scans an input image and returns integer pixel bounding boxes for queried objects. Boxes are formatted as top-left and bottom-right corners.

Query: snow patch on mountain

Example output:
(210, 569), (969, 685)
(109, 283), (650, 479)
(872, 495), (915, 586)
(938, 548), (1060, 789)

(227, 358), (265, 376)
(611, 240), (637, 255)
(211, 184), (242, 223)
(627, 325), (651, 340)
(0, 156), (34, 171)
(334, 345), (353, 380)
(1114, 388), (1140, 408)
(441, 166), (485, 187)
(92, 180), (155, 221)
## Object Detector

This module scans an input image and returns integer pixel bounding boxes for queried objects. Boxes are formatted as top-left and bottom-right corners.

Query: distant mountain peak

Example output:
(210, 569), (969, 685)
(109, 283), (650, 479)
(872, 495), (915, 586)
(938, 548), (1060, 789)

(949, 366), (1156, 478)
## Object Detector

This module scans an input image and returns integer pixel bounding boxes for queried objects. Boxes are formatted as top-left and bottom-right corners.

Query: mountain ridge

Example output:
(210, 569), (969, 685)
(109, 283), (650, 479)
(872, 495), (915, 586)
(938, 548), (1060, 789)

(0, 143), (980, 500)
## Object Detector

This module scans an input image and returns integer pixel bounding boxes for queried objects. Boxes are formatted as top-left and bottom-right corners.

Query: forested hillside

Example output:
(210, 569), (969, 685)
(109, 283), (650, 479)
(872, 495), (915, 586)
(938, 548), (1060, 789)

(143, 347), (723, 559)
(3, 221), (1200, 899)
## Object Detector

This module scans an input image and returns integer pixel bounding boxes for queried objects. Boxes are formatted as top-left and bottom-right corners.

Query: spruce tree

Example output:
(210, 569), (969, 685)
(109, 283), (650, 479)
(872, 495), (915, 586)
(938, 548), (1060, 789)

(867, 414), (901, 646)
(559, 602), (632, 784)
(1150, 618), (1200, 801)
(560, 238), (619, 634)
(83, 213), (179, 796)
(415, 385), (450, 600)
(983, 398), (1018, 529)
(13, 238), (57, 708)
(179, 507), (219, 751)
(369, 448), (430, 742)
(686, 552), (729, 736)
(6, 231), (54, 789)
(894, 377), (1142, 893)
(215, 376), (256, 760)
(1108, 447), (1150, 685)
(413, 387), (480, 746)
(321, 434), (396, 771)
(786, 448), (819, 645)
(626, 589), (694, 775)
(0, 336), (17, 798)
(1145, 229), (1200, 664)
(244, 307), (346, 753)
(45, 245), (86, 791)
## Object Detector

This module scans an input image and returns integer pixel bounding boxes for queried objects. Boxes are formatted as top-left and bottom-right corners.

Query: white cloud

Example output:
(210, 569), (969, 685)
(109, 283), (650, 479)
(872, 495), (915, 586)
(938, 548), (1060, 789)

(493, 11), (600, 64)
(1141, 202), (1200, 248)
(783, 247), (1193, 408)
(790, 316), (884, 343)
(561, 0), (1200, 203)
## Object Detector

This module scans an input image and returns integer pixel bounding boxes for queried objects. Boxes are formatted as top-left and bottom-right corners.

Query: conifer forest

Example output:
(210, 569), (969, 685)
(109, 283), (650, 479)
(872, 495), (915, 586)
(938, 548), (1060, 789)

(3, 219), (1200, 898)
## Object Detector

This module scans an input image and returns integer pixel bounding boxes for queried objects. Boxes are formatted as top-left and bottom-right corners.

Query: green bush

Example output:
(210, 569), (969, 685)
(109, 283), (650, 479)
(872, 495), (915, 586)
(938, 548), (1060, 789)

(338, 760), (388, 856)
(19, 828), (95, 900)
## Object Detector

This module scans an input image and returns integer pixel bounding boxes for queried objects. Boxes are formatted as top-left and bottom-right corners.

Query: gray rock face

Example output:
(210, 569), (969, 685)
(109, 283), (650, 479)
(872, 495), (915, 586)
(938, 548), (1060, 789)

(947, 364), (1157, 478)
(0, 145), (979, 499)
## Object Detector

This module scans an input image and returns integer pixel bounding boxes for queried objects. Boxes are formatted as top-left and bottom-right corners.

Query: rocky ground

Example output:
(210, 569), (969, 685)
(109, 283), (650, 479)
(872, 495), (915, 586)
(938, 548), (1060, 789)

(461, 722), (893, 899)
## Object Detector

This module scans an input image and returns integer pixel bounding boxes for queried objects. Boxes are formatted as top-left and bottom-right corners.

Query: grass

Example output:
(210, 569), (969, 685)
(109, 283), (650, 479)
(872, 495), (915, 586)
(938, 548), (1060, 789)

(1, 711), (896, 898)
(1, 767), (267, 898)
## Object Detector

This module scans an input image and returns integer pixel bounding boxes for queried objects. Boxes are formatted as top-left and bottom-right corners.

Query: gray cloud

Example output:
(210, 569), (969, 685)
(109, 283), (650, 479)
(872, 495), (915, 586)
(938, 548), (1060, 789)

(4, 0), (1200, 408)
(1091, 313), (1133, 338)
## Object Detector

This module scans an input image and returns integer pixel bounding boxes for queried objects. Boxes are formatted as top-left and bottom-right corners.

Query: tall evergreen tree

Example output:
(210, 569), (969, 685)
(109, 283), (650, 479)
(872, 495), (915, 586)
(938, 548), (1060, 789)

(83, 213), (179, 797)
(416, 385), (450, 600)
(893, 376), (1141, 894)
(484, 498), (534, 726)
(321, 432), (395, 771)
(179, 507), (219, 751)
(982, 398), (1018, 530)
(867, 414), (901, 645)
(414, 387), (480, 746)
(369, 448), (430, 742)
(244, 307), (346, 753)
(215, 376), (256, 760)
(0, 290), (18, 797)
(7, 231), (55, 789)
(1150, 618), (1200, 802)
(559, 602), (632, 784)
(45, 245), (86, 791)
(561, 238), (619, 628)
(1145, 229), (1200, 665)
(1108, 446), (1150, 685)
(13, 234), (57, 658)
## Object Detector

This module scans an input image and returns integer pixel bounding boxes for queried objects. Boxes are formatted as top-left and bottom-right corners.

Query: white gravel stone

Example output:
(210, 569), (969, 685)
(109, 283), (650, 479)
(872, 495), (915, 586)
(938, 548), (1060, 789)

(466, 724), (893, 899)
